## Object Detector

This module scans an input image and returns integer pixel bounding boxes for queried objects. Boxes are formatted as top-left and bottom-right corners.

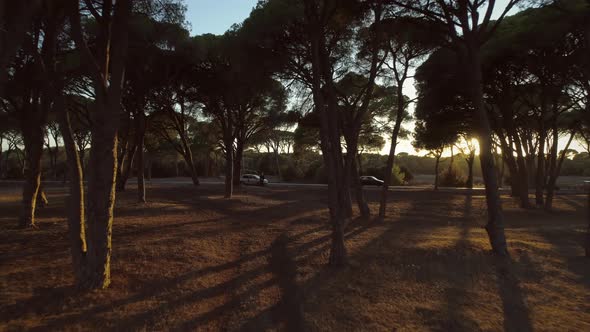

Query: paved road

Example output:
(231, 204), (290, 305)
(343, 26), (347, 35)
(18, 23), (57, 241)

(1, 177), (587, 195)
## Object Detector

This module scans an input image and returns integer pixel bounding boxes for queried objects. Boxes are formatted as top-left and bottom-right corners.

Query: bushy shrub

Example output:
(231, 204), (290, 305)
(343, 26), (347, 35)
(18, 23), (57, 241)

(439, 167), (466, 187)
(281, 163), (304, 181)
(314, 165), (329, 184)
(399, 165), (414, 182)
(390, 165), (406, 186)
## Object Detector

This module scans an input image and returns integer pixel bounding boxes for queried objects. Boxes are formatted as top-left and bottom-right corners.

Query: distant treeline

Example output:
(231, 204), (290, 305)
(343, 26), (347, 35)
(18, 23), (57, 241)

(2, 148), (588, 184)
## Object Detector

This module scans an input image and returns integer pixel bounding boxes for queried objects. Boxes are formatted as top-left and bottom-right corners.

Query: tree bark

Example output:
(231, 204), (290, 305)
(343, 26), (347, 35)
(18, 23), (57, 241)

(466, 152), (475, 189)
(351, 155), (369, 218)
(136, 112), (146, 203)
(0, 136), (3, 179)
(69, 0), (131, 289)
(305, 0), (347, 265)
(470, 51), (508, 256)
(434, 155), (440, 191)
(378, 84), (405, 221)
(535, 124), (546, 207)
(274, 148), (282, 181)
(233, 139), (244, 186)
(586, 186), (590, 257)
(180, 137), (199, 186)
(513, 131), (530, 208)
(56, 97), (89, 285)
(19, 121), (44, 228)
(115, 137), (135, 192)
(545, 129), (575, 211)
(224, 139), (233, 198)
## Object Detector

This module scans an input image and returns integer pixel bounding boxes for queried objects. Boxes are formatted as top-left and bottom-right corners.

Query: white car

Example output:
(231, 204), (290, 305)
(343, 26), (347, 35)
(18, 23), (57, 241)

(240, 174), (268, 186)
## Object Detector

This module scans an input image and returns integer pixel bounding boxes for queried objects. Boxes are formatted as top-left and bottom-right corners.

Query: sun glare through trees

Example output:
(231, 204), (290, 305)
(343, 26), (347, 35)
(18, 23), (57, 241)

(0, 0), (589, 330)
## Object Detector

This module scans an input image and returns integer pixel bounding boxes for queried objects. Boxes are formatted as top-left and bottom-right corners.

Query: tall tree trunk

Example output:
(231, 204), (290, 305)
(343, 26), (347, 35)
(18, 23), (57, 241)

(545, 129), (575, 211)
(466, 152), (475, 189)
(146, 154), (152, 181)
(233, 139), (244, 186)
(513, 133), (530, 208)
(378, 84), (405, 221)
(180, 136), (199, 186)
(535, 126), (546, 207)
(85, 97), (120, 289)
(503, 150), (519, 198)
(136, 112), (146, 203)
(470, 51), (508, 256)
(544, 122), (559, 211)
(586, 185), (590, 257)
(19, 122), (44, 228)
(115, 137), (131, 192)
(56, 98), (88, 285)
(69, 0), (131, 289)
(304, 0), (349, 266)
(434, 155), (440, 191)
(0, 137), (3, 179)
(224, 139), (233, 199)
(351, 154), (369, 218)
(274, 148), (282, 181)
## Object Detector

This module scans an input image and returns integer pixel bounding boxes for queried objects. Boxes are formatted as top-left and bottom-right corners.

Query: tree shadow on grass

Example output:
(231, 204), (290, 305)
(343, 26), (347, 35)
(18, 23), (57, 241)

(269, 192), (535, 331)
(20, 212), (369, 330)
(2, 190), (540, 330)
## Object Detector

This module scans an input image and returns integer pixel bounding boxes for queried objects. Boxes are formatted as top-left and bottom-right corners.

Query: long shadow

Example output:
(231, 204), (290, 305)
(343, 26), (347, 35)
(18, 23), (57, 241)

(24, 211), (366, 330)
(491, 256), (533, 332)
(533, 224), (590, 289)
(237, 192), (438, 330)
(5, 189), (541, 330)
(239, 233), (305, 332)
(242, 192), (537, 331)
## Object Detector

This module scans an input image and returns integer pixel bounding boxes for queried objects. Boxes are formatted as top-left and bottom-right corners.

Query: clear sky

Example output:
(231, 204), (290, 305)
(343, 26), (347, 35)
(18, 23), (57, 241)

(184, 0), (258, 35)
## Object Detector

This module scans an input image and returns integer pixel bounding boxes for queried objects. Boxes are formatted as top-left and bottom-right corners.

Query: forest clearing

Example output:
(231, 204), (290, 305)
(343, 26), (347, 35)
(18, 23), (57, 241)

(1, 184), (588, 331)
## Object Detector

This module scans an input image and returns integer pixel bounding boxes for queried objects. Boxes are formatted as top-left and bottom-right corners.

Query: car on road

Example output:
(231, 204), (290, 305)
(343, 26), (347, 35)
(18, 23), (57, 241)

(360, 176), (384, 186)
(240, 174), (268, 186)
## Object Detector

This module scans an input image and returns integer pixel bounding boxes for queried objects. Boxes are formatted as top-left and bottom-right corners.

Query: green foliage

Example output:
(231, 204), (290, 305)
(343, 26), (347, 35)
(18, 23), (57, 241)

(438, 167), (466, 188)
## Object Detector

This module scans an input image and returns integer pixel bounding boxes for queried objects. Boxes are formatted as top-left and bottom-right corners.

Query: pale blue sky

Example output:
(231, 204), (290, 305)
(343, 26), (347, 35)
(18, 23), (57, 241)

(185, 0), (258, 35)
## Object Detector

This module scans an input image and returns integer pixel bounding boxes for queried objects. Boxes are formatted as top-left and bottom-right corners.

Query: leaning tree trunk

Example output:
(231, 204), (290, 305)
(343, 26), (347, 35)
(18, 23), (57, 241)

(470, 51), (508, 256)
(180, 136), (199, 186)
(379, 88), (405, 221)
(19, 121), (44, 228)
(56, 98), (88, 285)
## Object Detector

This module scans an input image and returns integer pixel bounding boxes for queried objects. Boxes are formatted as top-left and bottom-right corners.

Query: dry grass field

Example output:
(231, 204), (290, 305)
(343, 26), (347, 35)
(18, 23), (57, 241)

(0, 184), (588, 331)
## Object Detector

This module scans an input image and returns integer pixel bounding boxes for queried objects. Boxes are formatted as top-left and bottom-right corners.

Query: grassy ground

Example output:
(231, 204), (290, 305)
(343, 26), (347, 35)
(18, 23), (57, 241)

(0, 184), (588, 331)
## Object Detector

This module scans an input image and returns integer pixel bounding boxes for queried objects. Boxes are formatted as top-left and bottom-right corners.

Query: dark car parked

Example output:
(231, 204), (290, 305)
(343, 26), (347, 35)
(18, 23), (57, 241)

(360, 176), (384, 186)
